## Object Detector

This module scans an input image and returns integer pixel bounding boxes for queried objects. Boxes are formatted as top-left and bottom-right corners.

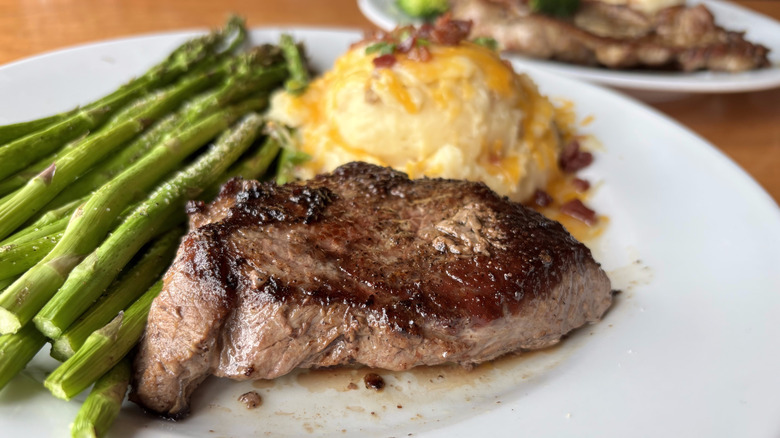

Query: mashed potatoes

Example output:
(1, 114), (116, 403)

(267, 31), (572, 201)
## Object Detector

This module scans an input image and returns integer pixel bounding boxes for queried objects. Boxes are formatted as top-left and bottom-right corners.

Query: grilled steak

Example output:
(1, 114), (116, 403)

(131, 162), (613, 417)
(451, 0), (770, 72)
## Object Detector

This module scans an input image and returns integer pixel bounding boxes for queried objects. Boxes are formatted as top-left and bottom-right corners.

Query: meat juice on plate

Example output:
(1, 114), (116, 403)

(164, 340), (585, 437)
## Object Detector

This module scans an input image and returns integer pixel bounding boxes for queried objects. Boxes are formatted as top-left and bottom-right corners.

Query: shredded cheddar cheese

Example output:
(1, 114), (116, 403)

(266, 38), (577, 202)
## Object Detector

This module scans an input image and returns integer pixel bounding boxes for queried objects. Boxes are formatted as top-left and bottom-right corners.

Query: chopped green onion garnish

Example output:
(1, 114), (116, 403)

(365, 42), (397, 56)
(472, 37), (499, 51)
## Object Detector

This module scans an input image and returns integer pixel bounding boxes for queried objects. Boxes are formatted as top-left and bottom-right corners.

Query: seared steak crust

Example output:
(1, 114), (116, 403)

(452, 0), (770, 72)
(132, 162), (613, 417)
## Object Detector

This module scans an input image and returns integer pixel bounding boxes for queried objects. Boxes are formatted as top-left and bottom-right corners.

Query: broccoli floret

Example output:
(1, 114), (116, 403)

(529, 0), (581, 17)
(397, 0), (449, 19)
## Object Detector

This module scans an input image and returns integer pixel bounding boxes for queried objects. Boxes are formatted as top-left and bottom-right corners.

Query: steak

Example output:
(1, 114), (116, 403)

(131, 162), (613, 417)
(450, 0), (770, 72)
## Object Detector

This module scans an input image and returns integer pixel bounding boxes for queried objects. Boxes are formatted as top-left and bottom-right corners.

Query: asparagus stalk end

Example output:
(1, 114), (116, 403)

(45, 312), (123, 400)
(0, 324), (48, 391)
(34, 318), (62, 340)
(70, 359), (131, 438)
(0, 308), (22, 335)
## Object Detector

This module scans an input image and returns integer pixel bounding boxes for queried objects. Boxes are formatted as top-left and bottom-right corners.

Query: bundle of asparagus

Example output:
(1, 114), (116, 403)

(0, 17), (308, 438)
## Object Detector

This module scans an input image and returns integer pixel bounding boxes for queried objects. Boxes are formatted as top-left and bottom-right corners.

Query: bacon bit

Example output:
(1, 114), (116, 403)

(559, 140), (593, 173)
(532, 189), (553, 207)
(431, 14), (473, 46)
(561, 199), (597, 225)
(417, 23), (434, 39)
(407, 45), (432, 62)
(372, 54), (397, 68)
(359, 16), (473, 69)
(572, 177), (591, 192)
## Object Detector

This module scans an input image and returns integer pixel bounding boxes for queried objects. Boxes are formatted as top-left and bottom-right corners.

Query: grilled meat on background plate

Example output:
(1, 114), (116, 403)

(451, 0), (770, 71)
(131, 162), (613, 417)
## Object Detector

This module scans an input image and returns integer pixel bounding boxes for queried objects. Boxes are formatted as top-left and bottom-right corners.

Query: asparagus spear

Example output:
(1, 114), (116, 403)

(43, 114), (180, 212)
(0, 66), (194, 199)
(196, 128), (282, 204)
(51, 227), (182, 361)
(177, 60), (286, 127)
(0, 82), (205, 211)
(0, 113), (73, 146)
(0, 276), (17, 292)
(0, 144), (75, 198)
(280, 34), (310, 95)
(0, 102), (130, 181)
(0, 68), (200, 184)
(0, 230), (63, 281)
(0, 198), (150, 283)
(50, 133), (281, 357)
(0, 64), (220, 243)
(224, 135), (282, 182)
(0, 197), (84, 248)
(44, 115), (263, 399)
(6, 198), (132, 256)
(268, 122), (309, 185)
(0, 97), (262, 336)
(0, 16), (244, 151)
(52, 134), (281, 360)
(275, 147), (310, 185)
(70, 358), (131, 438)
(31, 114), (265, 340)
(207, 15), (248, 58)
(48, 61), (287, 211)
(0, 324), (47, 391)
(3, 216), (68, 247)
(0, 24), (254, 199)
(45, 280), (161, 400)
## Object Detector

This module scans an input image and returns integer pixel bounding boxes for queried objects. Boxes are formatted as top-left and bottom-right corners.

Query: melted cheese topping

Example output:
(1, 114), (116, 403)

(267, 41), (574, 201)
(534, 173), (608, 243)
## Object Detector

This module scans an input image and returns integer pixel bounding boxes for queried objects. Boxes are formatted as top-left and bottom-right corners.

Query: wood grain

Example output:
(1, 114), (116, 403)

(0, 0), (778, 204)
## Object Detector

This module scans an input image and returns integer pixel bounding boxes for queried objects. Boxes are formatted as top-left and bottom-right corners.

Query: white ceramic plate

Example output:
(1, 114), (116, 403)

(1, 28), (780, 438)
(358, 0), (780, 93)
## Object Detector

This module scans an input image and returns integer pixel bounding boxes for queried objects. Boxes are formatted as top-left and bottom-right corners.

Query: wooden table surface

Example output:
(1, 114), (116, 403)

(1, 0), (778, 205)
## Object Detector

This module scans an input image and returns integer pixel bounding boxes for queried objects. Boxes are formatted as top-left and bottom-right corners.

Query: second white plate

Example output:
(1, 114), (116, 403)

(358, 0), (780, 93)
